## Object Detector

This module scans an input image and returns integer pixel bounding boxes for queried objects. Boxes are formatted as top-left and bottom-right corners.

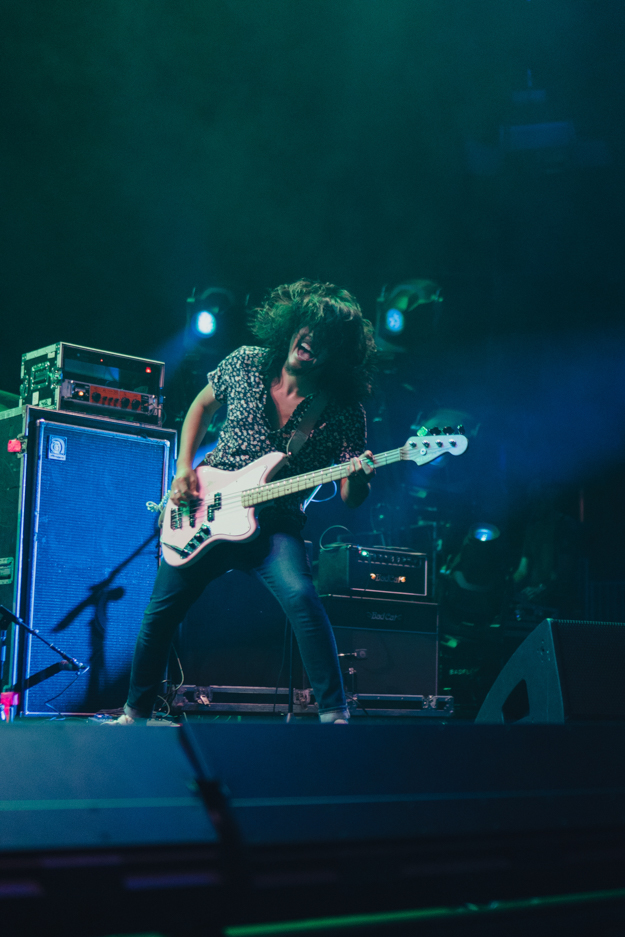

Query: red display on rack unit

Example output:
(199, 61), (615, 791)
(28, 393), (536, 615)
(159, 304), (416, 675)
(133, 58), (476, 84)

(20, 342), (165, 426)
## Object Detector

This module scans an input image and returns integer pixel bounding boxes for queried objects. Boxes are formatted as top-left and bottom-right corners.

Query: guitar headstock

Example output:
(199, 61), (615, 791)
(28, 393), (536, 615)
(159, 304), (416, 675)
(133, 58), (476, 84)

(400, 427), (468, 465)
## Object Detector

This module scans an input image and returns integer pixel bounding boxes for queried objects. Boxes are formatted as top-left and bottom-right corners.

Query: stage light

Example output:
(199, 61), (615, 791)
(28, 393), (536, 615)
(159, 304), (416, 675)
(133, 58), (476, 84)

(470, 524), (500, 543)
(185, 286), (235, 346)
(438, 522), (506, 627)
(194, 311), (217, 336)
(385, 308), (404, 333)
(376, 278), (442, 351)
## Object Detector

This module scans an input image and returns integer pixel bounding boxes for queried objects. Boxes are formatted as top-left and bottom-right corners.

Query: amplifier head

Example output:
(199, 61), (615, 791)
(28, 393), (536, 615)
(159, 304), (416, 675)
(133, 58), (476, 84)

(318, 543), (428, 598)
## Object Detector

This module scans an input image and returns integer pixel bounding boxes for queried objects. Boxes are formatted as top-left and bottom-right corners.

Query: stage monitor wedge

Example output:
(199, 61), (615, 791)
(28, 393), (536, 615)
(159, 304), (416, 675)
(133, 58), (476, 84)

(476, 618), (625, 723)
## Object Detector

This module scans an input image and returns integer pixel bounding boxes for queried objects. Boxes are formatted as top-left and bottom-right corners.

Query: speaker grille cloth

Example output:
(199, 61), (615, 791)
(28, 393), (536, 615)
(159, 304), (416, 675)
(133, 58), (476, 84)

(554, 620), (625, 718)
(333, 627), (437, 695)
(24, 422), (169, 715)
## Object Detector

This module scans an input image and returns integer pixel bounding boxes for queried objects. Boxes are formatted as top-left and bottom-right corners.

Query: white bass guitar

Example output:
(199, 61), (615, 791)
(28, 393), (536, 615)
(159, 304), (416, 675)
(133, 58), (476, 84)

(158, 431), (468, 567)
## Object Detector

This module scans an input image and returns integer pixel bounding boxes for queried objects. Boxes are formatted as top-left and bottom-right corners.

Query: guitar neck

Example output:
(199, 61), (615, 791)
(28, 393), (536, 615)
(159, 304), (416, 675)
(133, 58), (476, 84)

(241, 448), (403, 508)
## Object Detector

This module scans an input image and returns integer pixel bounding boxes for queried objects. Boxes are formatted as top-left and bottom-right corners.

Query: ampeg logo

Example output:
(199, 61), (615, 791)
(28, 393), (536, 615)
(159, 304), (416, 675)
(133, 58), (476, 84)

(48, 435), (67, 461)
(366, 611), (402, 622)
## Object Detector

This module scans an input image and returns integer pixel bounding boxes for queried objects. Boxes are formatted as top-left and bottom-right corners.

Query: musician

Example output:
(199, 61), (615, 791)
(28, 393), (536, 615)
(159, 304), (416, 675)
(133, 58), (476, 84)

(115, 280), (376, 724)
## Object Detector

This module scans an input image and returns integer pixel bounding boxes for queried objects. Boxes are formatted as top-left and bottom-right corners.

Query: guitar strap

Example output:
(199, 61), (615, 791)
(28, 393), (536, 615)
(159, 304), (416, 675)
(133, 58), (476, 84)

(159, 393), (330, 527)
(286, 392), (330, 457)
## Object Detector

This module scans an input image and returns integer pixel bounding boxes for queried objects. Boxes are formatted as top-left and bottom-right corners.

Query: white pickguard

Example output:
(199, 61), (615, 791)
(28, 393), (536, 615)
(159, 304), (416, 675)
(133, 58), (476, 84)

(161, 452), (287, 566)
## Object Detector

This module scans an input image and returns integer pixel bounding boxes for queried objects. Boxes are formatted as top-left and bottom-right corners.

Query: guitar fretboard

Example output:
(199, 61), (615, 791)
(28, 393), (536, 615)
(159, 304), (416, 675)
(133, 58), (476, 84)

(241, 447), (405, 508)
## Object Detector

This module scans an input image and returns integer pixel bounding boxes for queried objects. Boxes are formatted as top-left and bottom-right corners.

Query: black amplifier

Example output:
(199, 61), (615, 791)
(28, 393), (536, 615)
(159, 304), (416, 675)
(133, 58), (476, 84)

(20, 343), (164, 425)
(319, 596), (440, 698)
(318, 544), (427, 599)
(321, 594), (438, 633)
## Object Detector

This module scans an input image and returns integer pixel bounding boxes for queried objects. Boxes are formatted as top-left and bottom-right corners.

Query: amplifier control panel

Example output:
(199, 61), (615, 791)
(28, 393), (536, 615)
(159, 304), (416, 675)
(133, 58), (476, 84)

(318, 544), (427, 599)
(60, 380), (160, 419)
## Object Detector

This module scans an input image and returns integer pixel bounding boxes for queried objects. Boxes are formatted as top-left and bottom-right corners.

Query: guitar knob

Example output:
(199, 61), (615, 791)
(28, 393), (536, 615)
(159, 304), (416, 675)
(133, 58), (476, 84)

(443, 426), (454, 435)
(429, 426), (441, 435)
(457, 425), (465, 435)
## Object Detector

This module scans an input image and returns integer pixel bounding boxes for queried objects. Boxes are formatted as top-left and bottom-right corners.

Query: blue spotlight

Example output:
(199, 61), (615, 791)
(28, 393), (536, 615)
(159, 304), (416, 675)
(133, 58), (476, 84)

(194, 310), (217, 336)
(385, 308), (405, 333)
(470, 524), (500, 542)
(186, 286), (235, 344)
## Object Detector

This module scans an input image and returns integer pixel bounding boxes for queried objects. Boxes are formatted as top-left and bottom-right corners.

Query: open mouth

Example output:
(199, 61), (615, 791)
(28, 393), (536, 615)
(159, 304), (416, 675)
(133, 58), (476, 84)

(296, 339), (315, 362)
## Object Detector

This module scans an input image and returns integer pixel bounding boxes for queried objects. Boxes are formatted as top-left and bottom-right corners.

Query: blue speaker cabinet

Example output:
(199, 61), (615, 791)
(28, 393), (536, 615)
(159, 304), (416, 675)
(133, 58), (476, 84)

(2, 407), (176, 716)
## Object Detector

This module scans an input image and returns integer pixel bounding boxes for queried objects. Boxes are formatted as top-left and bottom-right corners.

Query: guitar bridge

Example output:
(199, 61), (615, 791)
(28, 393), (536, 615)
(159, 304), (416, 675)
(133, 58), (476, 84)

(171, 498), (202, 530)
(170, 508), (183, 530)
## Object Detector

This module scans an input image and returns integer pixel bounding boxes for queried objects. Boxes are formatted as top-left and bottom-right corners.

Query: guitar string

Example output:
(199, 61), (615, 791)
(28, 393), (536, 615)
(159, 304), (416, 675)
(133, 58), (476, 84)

(183, 447), (404, 518)
(170, 441), (464, 525)
(180, 444), (464, 520)
(185, 451), (459, 521)
(230, 442), (462, 508)
(169, 447), (401, 524)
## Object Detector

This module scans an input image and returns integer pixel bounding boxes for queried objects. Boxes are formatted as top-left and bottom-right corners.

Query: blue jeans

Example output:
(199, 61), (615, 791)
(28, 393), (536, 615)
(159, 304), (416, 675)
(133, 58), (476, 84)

(126, 531), (347, 718)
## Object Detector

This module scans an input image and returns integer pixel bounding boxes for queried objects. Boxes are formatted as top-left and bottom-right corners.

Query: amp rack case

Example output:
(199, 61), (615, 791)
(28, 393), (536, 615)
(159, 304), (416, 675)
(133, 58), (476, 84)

(20, 343), (164, 426)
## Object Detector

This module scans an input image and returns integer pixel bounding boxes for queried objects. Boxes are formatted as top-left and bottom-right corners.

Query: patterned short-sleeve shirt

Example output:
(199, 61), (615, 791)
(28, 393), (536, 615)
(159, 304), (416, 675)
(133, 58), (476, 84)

(203, 346), (366, 528)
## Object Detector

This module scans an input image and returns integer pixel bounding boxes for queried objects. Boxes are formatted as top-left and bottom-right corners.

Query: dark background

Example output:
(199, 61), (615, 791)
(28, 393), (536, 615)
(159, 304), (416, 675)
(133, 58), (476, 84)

(1, 0), (624, 582)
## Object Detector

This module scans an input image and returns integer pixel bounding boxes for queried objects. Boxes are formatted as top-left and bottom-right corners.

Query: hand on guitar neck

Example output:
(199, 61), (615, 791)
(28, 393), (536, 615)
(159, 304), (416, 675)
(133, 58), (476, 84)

(342, 450), (376, 508)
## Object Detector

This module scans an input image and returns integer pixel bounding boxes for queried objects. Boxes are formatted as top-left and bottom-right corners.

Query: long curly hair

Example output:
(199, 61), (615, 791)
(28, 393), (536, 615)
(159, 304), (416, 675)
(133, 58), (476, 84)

(250, 279), (376, 405)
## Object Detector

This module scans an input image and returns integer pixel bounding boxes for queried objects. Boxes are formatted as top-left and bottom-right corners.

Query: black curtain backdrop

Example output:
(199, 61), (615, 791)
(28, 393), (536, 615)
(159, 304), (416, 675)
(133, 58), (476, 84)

(1, 0), (624, 575)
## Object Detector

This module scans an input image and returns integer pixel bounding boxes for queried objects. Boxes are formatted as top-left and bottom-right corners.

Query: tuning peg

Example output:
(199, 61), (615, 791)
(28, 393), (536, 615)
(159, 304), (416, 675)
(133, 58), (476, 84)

(443, 426), (454, 435)
(429, 426), (441, 435)
(457, 425), (465, 435)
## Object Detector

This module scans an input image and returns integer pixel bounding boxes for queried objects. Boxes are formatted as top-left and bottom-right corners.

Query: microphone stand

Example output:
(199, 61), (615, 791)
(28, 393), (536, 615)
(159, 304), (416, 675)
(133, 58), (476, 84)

(0, 605), (88, 722)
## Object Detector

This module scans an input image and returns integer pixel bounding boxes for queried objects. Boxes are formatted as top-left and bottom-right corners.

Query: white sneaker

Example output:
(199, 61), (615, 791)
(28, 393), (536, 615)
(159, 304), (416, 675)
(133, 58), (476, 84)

(319, 709), (350, 724)
(102, 712), (146, 725)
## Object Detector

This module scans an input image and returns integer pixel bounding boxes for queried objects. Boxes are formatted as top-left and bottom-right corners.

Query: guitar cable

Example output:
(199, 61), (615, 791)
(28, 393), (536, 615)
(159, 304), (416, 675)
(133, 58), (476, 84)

(319, 524), (353, 552)
(155, 644), (185, 717)
(42, 668), (89, 720)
